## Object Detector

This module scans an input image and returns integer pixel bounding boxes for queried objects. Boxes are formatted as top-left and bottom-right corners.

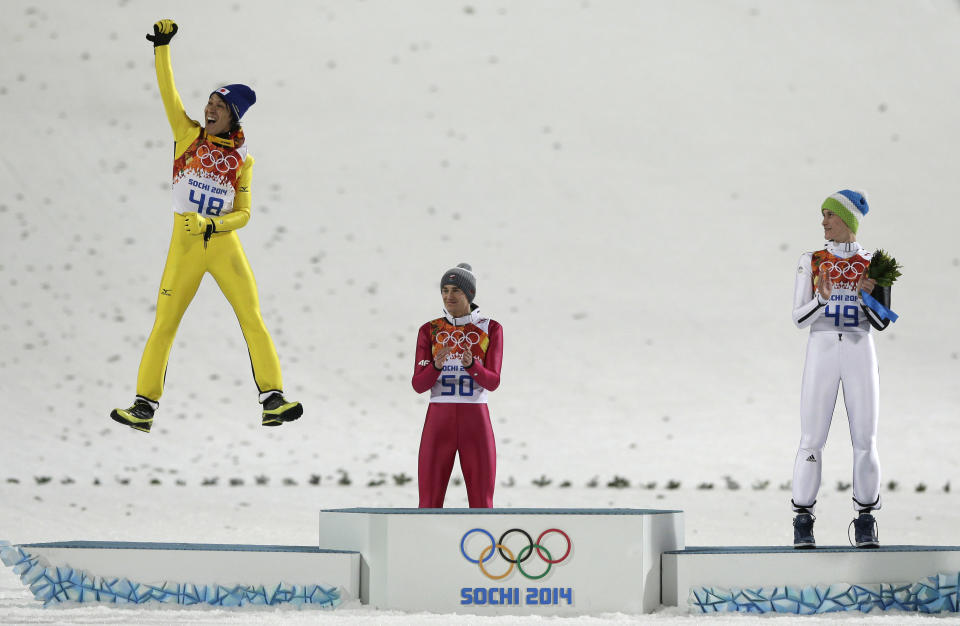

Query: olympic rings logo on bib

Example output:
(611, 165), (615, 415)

(819, 259), (866, 282)
(437, 329), (481, 349)
(460, 528), (572, 580)
(196, 144), (240, 173)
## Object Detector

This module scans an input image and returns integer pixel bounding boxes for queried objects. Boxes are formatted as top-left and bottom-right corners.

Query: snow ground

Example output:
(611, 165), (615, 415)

(2, 0), (960, 622)
(1, 485), (958, 623)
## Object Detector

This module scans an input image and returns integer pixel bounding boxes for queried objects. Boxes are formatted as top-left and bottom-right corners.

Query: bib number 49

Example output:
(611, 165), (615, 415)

(824, 304), (859, 327)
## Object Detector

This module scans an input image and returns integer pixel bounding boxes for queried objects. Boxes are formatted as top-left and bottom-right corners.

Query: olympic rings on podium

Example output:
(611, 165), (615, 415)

(460, 527), (572, 580)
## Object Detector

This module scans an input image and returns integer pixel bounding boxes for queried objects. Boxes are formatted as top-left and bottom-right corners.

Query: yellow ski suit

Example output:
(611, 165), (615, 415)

(135, 45), (283, 402)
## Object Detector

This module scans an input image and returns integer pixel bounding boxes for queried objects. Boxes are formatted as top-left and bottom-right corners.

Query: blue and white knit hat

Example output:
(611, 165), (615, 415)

(821, 190), (869, 234)
(211, 84), (256, 121)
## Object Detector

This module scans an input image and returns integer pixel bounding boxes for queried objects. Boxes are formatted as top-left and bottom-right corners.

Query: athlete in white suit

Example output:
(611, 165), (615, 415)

(790, 190), (891, 549)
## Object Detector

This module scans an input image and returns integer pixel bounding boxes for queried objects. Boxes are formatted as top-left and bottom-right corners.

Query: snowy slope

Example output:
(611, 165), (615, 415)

(2, 0), (960, 605)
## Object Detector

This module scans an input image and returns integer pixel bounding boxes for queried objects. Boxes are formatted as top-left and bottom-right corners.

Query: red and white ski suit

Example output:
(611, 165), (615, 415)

(412, 307), (503, 508)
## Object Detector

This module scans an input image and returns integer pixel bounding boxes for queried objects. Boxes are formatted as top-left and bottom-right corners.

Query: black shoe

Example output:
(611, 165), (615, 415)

(110, 398), (155, 433)
(852, 512), (879, 548)
(793, 513), (816, 548)
(261, 393), (302, 426)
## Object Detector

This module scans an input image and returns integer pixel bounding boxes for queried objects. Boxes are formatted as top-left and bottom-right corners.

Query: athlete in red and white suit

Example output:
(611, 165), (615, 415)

(412, 265), (503, 508)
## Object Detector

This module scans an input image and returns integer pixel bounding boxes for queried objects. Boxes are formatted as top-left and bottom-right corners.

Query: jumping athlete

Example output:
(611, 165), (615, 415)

(790, 190), (891, 548)
(110, 20), (302, 433)
(412, 264), (503, 508)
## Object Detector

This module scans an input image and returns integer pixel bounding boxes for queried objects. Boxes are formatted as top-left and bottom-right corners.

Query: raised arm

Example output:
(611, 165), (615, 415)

(148, 20), (197, 142)
(792, 253), (827, 328)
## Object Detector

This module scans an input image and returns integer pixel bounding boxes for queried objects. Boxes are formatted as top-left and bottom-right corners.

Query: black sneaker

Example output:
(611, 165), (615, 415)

(261, 393), (302, 426)
(111, 398), (155, 433)
(793, 513), (816, 549)
(852, 512), (879, 548)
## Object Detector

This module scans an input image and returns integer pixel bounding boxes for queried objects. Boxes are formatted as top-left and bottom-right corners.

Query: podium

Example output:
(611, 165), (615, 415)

(663, 545), (960, 613)
(0, 540), (356, 607)
(316, 507), (683, 615)
(5, 508), (960, 614)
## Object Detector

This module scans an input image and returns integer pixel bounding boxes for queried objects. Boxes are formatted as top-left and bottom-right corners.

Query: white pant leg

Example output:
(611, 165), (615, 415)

(793, 332), (841, 510)
(841, 332), (881, 511)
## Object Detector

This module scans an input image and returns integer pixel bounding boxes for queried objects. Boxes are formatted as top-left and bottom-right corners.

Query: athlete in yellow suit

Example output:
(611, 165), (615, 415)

(111, 20), (302, 432)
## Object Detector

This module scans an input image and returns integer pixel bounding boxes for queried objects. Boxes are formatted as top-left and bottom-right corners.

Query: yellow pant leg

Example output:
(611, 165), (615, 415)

(206, 232), (284, 393)
(136, 216), (207, 401)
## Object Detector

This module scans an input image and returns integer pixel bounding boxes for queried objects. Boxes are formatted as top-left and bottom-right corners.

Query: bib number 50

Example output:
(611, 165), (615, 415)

(440, 374), (475, 396)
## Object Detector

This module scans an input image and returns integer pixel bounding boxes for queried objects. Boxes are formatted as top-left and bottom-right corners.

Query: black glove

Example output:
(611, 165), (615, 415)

(870, 283), (891, 308)
(146, 20), (178, 47)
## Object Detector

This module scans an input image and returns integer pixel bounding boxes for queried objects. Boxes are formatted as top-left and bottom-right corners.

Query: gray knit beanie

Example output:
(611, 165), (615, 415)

(440, 263), (477, 302)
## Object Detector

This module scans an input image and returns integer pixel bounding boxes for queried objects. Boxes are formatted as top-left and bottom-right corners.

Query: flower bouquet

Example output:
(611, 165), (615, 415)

(862, 249), (902, 322)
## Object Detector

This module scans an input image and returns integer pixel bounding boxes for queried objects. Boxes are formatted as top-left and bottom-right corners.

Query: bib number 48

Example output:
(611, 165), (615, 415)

(824, 304), (859, 327)
(189, 189), (225, 216)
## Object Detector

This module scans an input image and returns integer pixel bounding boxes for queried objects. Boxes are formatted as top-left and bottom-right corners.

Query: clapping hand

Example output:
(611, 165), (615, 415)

(433, 345), (453, 370)
(816, 271), (832, 301)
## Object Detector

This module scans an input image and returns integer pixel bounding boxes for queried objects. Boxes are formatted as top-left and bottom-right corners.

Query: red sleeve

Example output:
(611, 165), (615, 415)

(465, 320), (502, 392)
(411, 323), (441, 394)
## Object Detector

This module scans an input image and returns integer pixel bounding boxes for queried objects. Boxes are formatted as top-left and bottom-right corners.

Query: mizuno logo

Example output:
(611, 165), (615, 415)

(239, 186), (249, 193)
(161, 289), (173, 296)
